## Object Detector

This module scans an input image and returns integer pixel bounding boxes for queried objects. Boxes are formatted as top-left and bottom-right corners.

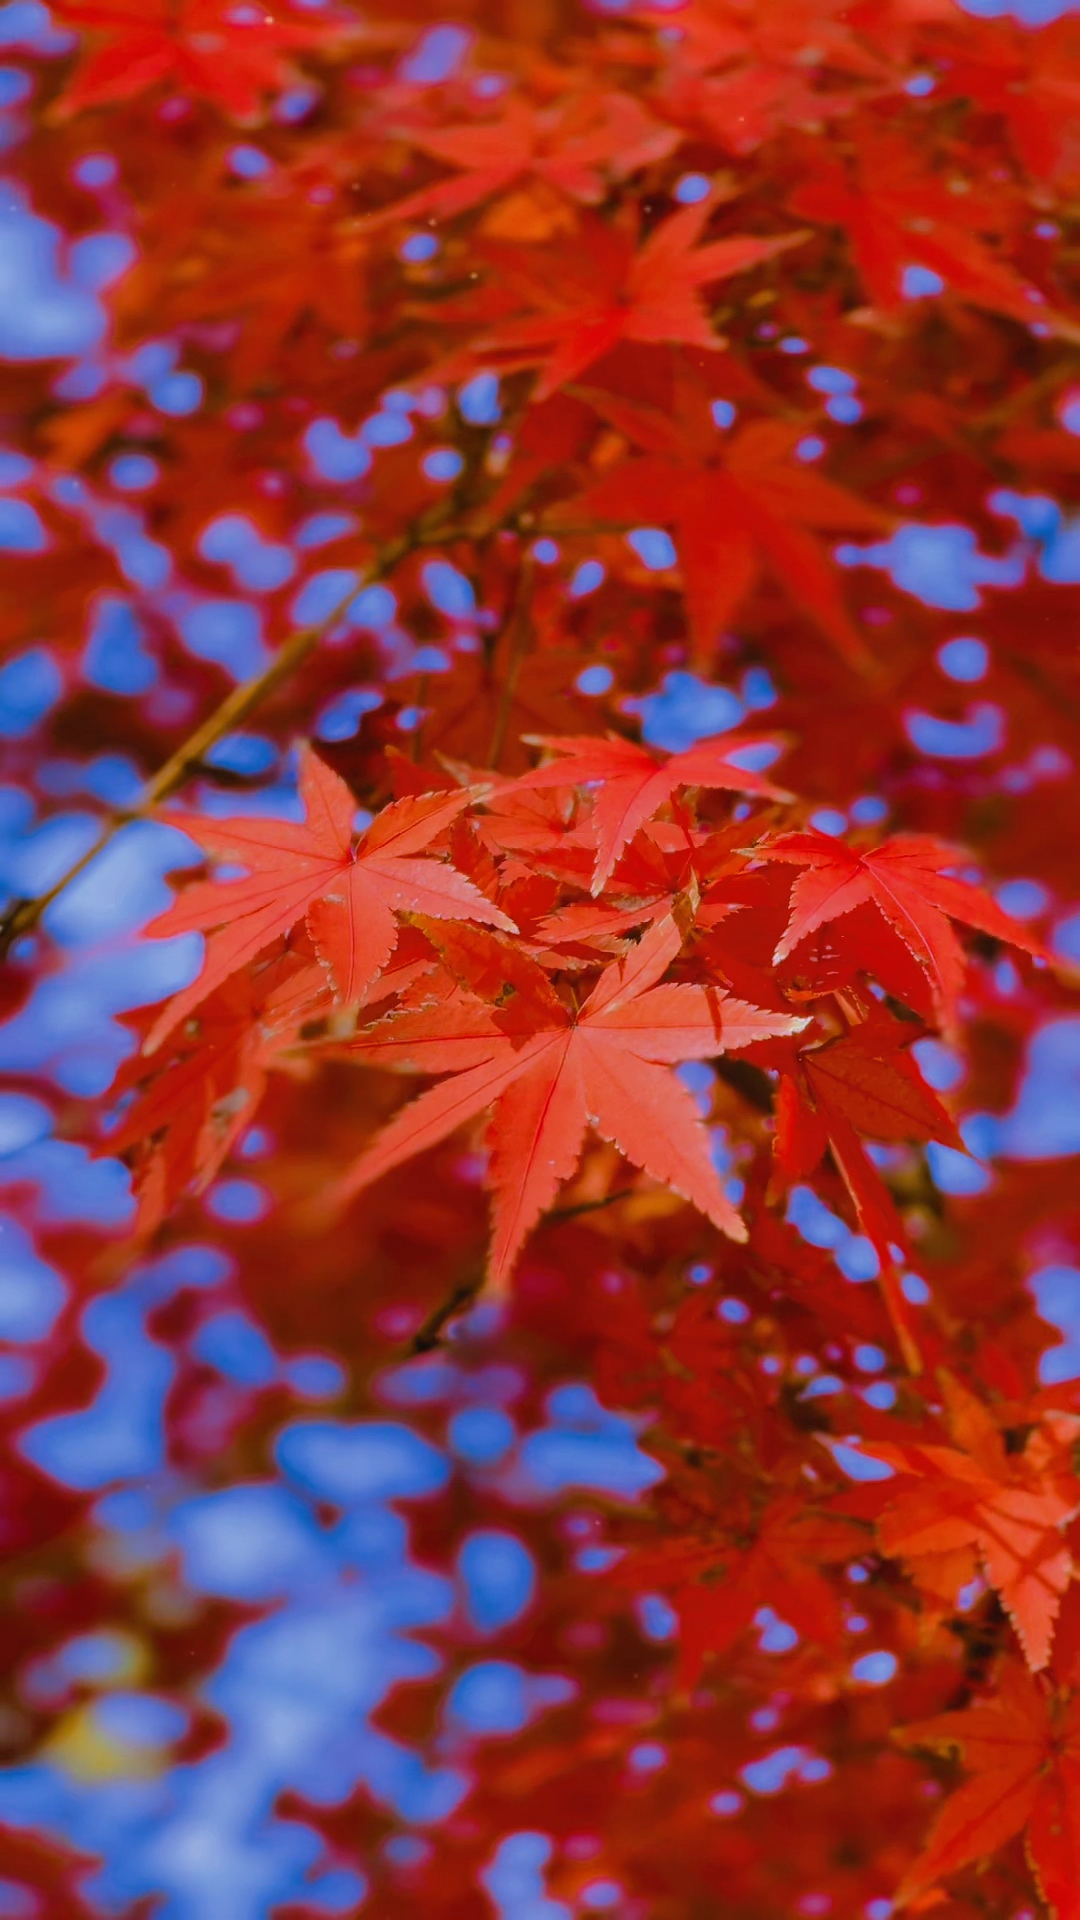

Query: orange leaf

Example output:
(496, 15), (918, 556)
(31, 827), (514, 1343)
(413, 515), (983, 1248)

(898, 1665), (1080, 1916)
(333, 914), (808, 1286)
(146, 749), (512, 1051)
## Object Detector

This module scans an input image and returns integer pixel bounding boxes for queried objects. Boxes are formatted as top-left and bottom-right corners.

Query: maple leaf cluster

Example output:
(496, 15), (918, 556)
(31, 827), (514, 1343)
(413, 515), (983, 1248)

(124, 741), (1041, 1318)
(0, 0), (1079, 1913)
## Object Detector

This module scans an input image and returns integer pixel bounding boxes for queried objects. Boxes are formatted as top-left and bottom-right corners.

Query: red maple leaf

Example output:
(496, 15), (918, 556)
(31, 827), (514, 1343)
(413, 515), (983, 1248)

(145, 747), (513, 1052)
(333, 914), (808, 1286)
(559, 373), (891, 664)
(365, 90), (678, 231)
(861, 1377), (1079, 1671)
(624, 1497), (860, 1689)
(517, 730), (788, 892)
(801, 1022), (963, 1153)
(454, 203), (802, 400)
(757, 829), (1047, 1029)
(934, 25), (1080, 188)
(897, 1660), (1080, 1916)
(163, 158), (370, 386)
(106, 943), (329, 1232)
(532, 895), (671, 952)
(772, 1018), (963, 1373)
(52, 0), (342, 120)
(790, 120), (1079, 340)
(775, 1013), (964, 1186)
(653, 0), (886, 157)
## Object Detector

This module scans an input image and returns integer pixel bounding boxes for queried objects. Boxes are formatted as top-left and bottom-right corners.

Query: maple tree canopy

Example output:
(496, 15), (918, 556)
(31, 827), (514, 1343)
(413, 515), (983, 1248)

(0, 0), (1079, 1914)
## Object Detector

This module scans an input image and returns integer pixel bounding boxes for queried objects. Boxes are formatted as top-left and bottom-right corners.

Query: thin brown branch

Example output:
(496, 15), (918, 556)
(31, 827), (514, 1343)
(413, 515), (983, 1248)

(407, 1186), (644, 1352)
(548, 1186), (636, 1222)
(486, 551), (536, 769)
(408, 1273), (484, 1353)
(0, 509), (466, 955)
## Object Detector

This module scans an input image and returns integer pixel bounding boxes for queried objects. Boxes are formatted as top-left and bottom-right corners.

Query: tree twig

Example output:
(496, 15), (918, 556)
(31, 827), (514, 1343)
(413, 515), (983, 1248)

(0, 510), (465, 956)
(486, 551), (536, 769)
(548, 1186), (636, 1222)
(408, 1273), (485, 1353)
(404, 1186), (637, 1355)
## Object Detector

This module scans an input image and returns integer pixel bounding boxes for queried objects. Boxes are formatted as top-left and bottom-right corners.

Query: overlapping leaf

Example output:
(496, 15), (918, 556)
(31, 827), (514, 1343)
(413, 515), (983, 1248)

(861, 1377), (1079, 1671)
(561, 381), (891, 664)
(517, 730), (788, 892)
(442, 203), (802, 400)
(758, 829), (1048, 1028)
(145, 747), (512, 1052)
(333, 914), (807, 1284)
(52, 0), (342, 118)
(897, 1662), (1080, 1916)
